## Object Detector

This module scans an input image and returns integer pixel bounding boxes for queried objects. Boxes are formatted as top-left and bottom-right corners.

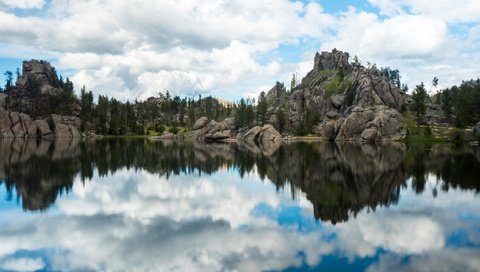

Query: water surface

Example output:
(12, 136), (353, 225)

(0, 139), (479, 271)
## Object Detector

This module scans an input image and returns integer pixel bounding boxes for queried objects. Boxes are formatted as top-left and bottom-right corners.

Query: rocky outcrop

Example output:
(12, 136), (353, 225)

(266, 49), (407, 142)
(193, 117), (236, 142)
(34, 119), (53, 138)
(192, 117), (283, 149)
(241, 125), (282, 144)
(0, 108), (80, 139)
(0, 108), (37, 138)
(6, 60), (80, 117)
(50, 114), (81, 138)
(0, 60), (82, 138)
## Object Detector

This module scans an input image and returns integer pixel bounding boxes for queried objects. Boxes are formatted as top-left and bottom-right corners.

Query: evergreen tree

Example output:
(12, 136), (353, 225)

(235, 98), (247, 127)
(4, 71), (13, 89)
(256, 91), (268, 124)
(290, 73), (297, 91)
(411, 82), (428, 124)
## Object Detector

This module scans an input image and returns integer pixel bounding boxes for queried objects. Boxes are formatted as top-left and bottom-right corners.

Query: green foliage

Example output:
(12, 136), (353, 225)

(4, 71), (13, 89)
(276, 108), (286, 134)
(297, 108), (320, 136)
(324, 75), (351, 98)
(234, 98), (255, 128)
(169, 125), (179, 134)
(380, 67), (401, 88)
(290, 73), (297, 91)
(256, 91), (268, 124)
(410, 82), (428, 124)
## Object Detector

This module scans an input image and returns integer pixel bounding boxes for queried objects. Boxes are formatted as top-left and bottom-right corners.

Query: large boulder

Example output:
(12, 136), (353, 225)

(50, 114), (81, 138)
(474, 122), (480, 140)
(0, 109), (38, 138)
(34, 119), (53, 137)
(193, 117), (236, 142)
(193, 117), (209, 130)
(241, 125), (282, 145)
(0, 108), (14, 138)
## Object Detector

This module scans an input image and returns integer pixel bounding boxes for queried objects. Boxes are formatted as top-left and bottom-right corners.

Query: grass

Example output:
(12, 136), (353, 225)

(323, 75), (352, 98)
(402, 111), (475, 143)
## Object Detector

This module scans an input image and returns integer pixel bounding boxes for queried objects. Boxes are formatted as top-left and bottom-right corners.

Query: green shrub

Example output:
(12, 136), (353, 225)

(324, 75), (352, 98)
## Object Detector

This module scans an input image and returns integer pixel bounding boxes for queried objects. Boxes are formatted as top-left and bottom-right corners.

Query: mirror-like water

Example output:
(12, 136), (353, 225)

(0, 138), (479, 272)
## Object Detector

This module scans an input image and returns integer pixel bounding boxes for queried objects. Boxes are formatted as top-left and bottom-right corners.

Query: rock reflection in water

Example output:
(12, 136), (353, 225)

(0, 138), (479, 224)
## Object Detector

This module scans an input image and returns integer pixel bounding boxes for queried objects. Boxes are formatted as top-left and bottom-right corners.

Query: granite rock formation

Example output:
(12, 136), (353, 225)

(0, 60), (81, 138)
(265, 49), (407, 142)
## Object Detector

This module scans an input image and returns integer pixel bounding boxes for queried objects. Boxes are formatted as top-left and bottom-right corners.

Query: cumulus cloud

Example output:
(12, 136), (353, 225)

(0, 0), (479, 98)
(0, 0), (45, 9)
(0, 257), (45, 272)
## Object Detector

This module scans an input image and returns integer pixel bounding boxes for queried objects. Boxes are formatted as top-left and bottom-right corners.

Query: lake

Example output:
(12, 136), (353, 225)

(0, 138), (479, 272)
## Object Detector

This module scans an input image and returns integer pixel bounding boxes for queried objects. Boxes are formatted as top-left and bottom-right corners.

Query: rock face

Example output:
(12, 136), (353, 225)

(6, 60), (80, 117)
(193, 117), (236, 142)
(0, 60), (82, 139)
(265, 49), (407, 142)
(0, 109), (80, 138)
(474, 122), (480, 140)
(50, 115), (81, 138)
(0, 93), (6, 109)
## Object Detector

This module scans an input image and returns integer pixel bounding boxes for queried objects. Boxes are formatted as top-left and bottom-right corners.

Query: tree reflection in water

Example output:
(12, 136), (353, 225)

(0, 138), (479, 223)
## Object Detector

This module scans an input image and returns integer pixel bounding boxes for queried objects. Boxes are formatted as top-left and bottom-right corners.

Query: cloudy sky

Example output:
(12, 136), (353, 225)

(0, 0), (479, 101)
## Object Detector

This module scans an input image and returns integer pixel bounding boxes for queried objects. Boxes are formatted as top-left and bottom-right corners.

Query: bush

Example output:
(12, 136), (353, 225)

(449, 129), (465, 144)
(324, 75), (351, 98)
(169, 126), (179, 134)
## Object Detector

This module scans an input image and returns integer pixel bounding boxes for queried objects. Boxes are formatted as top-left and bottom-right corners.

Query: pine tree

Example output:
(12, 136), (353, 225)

(411, 82), (428, 124)
(256, 91), (268, 124)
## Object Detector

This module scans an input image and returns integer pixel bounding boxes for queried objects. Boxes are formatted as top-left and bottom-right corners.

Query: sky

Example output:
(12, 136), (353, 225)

(0, 0), (479, 101)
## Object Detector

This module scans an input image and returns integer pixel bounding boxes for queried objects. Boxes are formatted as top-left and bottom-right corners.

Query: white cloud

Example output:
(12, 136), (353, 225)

(0, 0), (45, 9)
(0, 257), (45, 272)
(368, 0), (480, 23)
(0, 0), (479, 99)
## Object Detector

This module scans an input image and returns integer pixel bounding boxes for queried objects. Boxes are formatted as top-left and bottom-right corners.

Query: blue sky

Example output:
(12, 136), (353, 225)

(1, 0), (480, 100)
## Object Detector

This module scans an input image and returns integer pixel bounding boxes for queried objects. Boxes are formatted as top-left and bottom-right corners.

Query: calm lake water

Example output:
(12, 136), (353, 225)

(0, 138), (479, 272)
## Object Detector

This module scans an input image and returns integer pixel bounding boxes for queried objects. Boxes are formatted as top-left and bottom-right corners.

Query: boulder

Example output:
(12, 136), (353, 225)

(193, 117), (209, 130)
(193, 117), (236, 142)
(34, 119), (53, 137)
(258, 124), (282, 143)
(50, 114), (81, 138)
(474, 122), (480, 140)
(330, 94), (345, 109)
(241, 125), (282, 145)
(20, 113), (37, 137)
(0, 108), (14, 138)
(241, 126), (263, 144)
